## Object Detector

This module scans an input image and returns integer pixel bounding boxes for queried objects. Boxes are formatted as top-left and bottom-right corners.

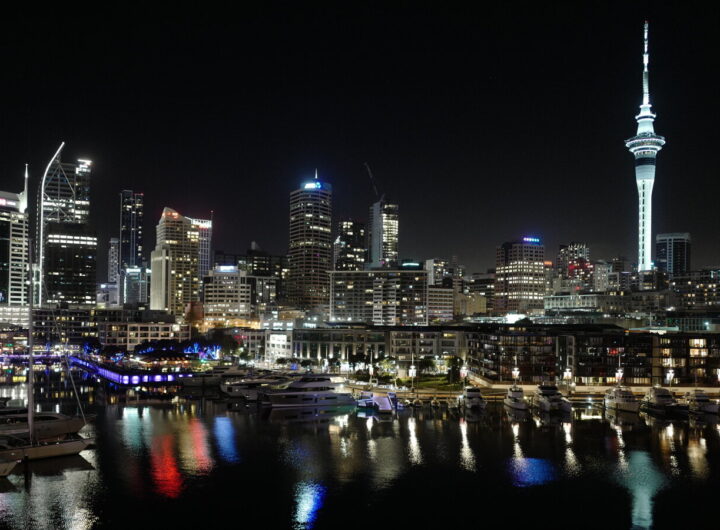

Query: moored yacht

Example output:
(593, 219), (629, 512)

(0, 412), (90, 440)
(463, 387), (487, 410)
(683, 389), (719, 415)
(503, 384), (528, 410)
(530, 384), (572, 413)
(259, 375), (355, 408)
(357, 390), (374, 408)
(220, 377), (288, 401)
(604, 386), (640, 413)
(641, 386), (685, 415)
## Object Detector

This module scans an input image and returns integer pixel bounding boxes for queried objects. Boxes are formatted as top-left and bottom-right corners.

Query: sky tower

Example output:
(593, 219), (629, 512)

(625, 22), (665, 271)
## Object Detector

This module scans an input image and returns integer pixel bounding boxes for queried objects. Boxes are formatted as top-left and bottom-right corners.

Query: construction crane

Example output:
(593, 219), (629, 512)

(364, 162), (380, 200)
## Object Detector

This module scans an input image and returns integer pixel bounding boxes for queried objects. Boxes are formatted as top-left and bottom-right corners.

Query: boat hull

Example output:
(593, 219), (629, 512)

(504, 398), (528, 410)
(0, 438), (93, 462)
(604, 399), (640, 413)
(0, 417), (87, 439)
(265, 392), (356, 408)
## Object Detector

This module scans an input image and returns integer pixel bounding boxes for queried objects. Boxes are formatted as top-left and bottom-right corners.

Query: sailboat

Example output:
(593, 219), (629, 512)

(0, 243), (94, 466)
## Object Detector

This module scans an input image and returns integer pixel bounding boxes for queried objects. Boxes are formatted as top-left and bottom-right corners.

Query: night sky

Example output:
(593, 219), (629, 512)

(1, 3), (718, 278)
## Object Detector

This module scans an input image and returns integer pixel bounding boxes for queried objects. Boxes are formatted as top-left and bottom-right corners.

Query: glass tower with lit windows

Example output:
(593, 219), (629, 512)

(119, 190), (144, 269)
(493, 237), (545, 315)
(37, 143), (97, 306)
(287, 174), (332, 309)
(625, 22), (665, 272)
(368, 198), (399, 268)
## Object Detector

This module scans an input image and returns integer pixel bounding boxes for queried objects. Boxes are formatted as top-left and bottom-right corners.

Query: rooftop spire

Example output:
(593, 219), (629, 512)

(642, 20), (650, 107)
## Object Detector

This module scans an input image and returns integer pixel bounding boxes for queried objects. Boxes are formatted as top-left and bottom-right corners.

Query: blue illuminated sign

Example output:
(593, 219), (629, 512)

(523, 237), (541, 244)
(303, 181), (322, 190)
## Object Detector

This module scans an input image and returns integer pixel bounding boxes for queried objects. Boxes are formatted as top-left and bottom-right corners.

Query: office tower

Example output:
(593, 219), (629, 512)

(334, 220), (366, 271)
(592, 260), (612, 292)
(119, 190), (144, 268)
(427, 285), (454, 322)
(425, 258), (449, 286)
(556, 243), (590, 278)
(107, 238), (120, 283)
(123, 266), (150, 305)
(0, 168), (30, 307)
(214, 244), (288, 301)
(203, 265), (253, 326)
(288, 174), (332, 309)
(625, 22), (665, 271)
(150, 208), (199, 316)
(368, 198), (399, 268)
(656, 233), (691, 274)
(188, 216), (213, 283)
(36, 144), (97, 306)
(494, 237), (545, 315)
(468, 270), (495, 312)
(329, 264), (428, 325)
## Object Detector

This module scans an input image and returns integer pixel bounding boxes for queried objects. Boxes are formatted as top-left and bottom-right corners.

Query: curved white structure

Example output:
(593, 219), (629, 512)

(604, 386), (640, 413)
(531, 384), (572, 413)
(684, 390), (719, 415)
(503, 385), (528, 410)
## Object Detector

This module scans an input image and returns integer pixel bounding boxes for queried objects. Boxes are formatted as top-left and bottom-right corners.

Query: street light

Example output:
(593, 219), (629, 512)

(615, 367), (624, 383)
(511, 366), (520, 383)
(667, 368), (675, 387)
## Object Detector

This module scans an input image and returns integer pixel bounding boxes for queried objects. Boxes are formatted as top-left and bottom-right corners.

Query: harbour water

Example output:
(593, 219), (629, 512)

(1, 383), (719, 529)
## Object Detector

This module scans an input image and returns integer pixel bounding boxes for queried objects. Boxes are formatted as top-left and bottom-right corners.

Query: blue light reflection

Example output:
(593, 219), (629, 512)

(213, 417), (240, 464)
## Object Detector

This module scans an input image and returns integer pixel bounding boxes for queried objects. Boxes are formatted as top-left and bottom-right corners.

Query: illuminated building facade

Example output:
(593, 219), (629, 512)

(655, 233), (691, 275)
(150, 208), (199, 316)
(119, 190), (144, 269)
(427, 286), (454, 322)
(214, 244), (288, 302)
(0, 169), (30, 309)
(203, 265), (253, 325)
(287, 175), (332, 310)
(188, 216), (213, 286)
(37, 145), (96, 306)
(368, 198), (399, 268)
(329, 265), (428, 326)
(107, 237), (119, 283)
(333, 219), (366, 271)
(123, 266), (150, 305)
(494, 237), (545, 315)
(625, 22), (665, 272)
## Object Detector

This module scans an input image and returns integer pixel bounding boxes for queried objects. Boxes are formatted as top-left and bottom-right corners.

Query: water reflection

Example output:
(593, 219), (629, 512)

(213, 416), (240, 464)
(615, 451), (666, 530)
(293, 481), (325, 529)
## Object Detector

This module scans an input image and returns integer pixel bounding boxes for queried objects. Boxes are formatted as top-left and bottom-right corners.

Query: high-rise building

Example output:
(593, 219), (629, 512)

(188, 216), (213, 284)
(334, 220), (366, 271)
(214, 244), (288, 301)
(329, 265), (428, 325)
(494, 237), (545, 315)
(368, 198), (399, 268)
(556, 243), (590, 278)
(122, 266), (150, 306)
(107, 238), (120, 283)
(0, 168), (30, 308)
(625, 22), (665, 272)
(425, 258), (449, 286)
(119, 190), (144, 269)
(288, 174), (332, 310)
(203, 265), (253, 326)
(656, 233), (691, 275)
(150, 208), (199, 316)
(36, 144), (96, 306)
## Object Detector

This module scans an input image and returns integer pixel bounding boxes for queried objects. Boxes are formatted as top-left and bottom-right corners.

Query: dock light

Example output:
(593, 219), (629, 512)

(409, 365), (416, 378)
(564, 368), (572, 381)
(667, 368), (674, 387)
(511, 366), (520, 381)
(615, 368), (624, 382)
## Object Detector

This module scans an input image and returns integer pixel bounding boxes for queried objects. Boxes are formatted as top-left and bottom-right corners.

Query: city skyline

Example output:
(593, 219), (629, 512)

(1, 5), (719, 276)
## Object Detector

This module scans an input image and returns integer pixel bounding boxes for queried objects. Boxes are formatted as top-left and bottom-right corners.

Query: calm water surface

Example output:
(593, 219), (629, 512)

(1, 385), (719, 530)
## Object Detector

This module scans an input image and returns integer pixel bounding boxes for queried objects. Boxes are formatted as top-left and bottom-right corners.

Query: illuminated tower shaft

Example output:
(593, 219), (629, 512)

(625, 22), (665, 271)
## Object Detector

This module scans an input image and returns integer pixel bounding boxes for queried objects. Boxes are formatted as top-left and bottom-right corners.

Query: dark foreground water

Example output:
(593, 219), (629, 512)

(1, 389), (720, 529)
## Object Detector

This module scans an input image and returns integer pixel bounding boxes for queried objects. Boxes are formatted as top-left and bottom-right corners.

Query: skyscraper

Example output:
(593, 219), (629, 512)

(494, 237), (545, 315)
(625, 22), (665, 272)
(288, 173), (332, 310)
(656, 233), (691, 274)
(119, 190), (144, 269)
(368, 198), (399, 268)
(107, 237), (120, 283)
(36, 143), (97, 306)
(0, 167), (29, 307)
(150, 207), (199, 316)
(188, 216), (213, 284)
(333, 220), (366, 271)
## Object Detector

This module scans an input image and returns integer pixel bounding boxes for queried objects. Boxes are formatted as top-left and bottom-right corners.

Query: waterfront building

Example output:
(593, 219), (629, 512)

(119, 190), (144, 269)
(36, 144), (96, 306)
(669, 269), (720, 310)
(287, 174), (332, 310)
(98, 321), (190, 350)
(203, 266), (253, 326)
(188, 216), (213, 287)
(427, 286), (454, 322)
(333, 220), (367, 271)
(368, 198), (399, 268)
(150, 208), (199, 317)
(0, 169), (30, 310)
(494, 237), (545, 315)
(625, 22), (665, 271)
(329, 265), (428, 326)
(656, 233), (691, 274)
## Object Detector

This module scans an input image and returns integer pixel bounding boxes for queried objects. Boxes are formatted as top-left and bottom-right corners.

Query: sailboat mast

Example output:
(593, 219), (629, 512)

(27, 240), (35, 444)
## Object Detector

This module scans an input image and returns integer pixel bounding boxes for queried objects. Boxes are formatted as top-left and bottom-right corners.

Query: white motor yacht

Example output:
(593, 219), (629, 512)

(463, 387), (487, 410)
(259, 375), (355, 408)
(641, 386), (684, 415)
(503, 385), (528, 410)
(357, 390), (374, 408)
(220, 377), (287, 401)
(531, 384), (572, 413)
(604, 386), (640, 413)
(683, 389), (719, 415)
(0, 412), (90, 440)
